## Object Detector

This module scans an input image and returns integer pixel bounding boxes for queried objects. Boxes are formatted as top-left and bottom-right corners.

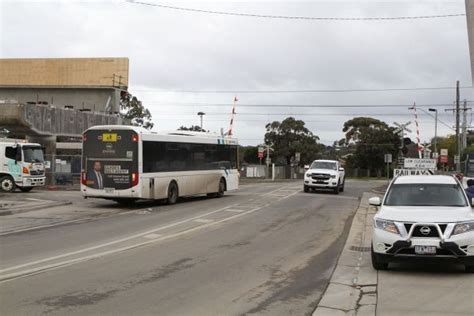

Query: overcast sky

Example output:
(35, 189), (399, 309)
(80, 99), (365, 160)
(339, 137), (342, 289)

(1, 0), (473, 146)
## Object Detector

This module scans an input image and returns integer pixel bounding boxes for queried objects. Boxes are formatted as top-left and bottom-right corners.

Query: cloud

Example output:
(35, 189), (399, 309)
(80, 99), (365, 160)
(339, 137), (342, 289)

(1, 0), (472, 145)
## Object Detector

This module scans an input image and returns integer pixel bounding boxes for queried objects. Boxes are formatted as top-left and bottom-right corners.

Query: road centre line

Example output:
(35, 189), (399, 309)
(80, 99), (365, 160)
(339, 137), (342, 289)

(0, 187), (302, 282)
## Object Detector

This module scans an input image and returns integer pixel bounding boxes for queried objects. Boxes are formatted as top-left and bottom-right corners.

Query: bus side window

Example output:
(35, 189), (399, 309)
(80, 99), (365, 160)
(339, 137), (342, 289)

(5, 147), (17, 161)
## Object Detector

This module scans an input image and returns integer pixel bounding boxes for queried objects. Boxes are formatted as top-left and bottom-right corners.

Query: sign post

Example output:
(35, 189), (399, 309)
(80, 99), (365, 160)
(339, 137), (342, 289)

(384, 154), (392, 182)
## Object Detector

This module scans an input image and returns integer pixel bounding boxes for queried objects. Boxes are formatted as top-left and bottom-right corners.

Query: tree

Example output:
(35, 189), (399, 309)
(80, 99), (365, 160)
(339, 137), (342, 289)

(341, 117), (399, 172)
(178, 125), (208, 132)
(240, 146), (260, 164)
(264, 117), (324, 165)
(120, 93), (154, 129)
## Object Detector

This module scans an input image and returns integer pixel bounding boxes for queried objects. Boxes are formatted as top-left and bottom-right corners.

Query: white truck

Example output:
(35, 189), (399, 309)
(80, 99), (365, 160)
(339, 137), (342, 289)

(0, 141), (46, 192)
(304, 159), (345, 194)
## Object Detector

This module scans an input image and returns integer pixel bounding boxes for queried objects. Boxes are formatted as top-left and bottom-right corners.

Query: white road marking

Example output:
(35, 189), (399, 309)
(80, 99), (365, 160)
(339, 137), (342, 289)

(0, 204), (238, 275)
(25, 198), (49, 202)
(0, 184), (304, 282)
(194, 219), (214, 223)
(224, 208), (245, 213)
(143, 233), (162, 239)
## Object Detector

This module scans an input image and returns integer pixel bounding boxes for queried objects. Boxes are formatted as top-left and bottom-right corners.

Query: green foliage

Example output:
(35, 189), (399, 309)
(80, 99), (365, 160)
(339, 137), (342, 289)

(120, 93), (154, 129)
(264, 117), (324, 165)
(240, 146), (260, 164)
(178, 125), (208, 132)
(341, 117), (399, 170)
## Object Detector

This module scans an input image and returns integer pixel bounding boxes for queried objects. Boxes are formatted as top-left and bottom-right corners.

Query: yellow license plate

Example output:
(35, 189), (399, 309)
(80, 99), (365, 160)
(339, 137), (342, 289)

(102, 133), (118, 142)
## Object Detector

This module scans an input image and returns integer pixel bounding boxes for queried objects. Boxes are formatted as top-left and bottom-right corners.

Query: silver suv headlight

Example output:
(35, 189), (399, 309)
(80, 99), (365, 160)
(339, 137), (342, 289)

(452, 221), (474, 235)
(374, 219), (400, 235)
(330, 175), (336, 178)
(305, 173), (311, 178)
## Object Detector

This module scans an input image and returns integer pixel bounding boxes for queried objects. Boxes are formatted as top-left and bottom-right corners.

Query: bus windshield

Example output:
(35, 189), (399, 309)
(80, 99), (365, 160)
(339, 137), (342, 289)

(22, 146), (45, 163)
(82, 129), (139, 190)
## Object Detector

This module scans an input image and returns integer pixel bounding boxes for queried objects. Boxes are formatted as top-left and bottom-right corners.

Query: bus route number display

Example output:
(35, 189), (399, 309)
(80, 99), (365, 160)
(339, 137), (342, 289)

(102, 133), (118, 142)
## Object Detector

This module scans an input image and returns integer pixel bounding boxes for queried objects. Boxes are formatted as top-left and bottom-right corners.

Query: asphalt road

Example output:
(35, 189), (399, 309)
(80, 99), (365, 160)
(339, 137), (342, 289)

(0, 180), (380, 315)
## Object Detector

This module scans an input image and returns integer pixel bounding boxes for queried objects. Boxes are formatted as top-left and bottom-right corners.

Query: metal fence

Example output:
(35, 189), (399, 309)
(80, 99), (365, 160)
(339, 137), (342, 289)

(44, 154), (81, 186)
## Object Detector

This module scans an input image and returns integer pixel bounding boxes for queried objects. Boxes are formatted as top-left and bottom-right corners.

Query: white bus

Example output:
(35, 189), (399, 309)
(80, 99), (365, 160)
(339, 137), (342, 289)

(81, 125), (239, 205)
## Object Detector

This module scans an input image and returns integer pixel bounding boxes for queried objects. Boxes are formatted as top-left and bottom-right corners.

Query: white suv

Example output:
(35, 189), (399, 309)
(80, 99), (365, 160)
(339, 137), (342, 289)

(304, 160), (345, 194)
(370, 175), (474, 272)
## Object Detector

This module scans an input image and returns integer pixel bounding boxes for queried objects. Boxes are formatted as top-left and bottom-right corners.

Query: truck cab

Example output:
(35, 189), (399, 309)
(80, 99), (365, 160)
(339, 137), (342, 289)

(0, 141), (46, 192)
(304, 159), (345, 194)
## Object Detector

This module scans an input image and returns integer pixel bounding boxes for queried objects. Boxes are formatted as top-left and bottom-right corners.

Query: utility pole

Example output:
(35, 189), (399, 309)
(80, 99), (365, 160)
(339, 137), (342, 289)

(462, 99), (468, 150)
(428, 108), (438, 155)
(456, 80), (461, 172)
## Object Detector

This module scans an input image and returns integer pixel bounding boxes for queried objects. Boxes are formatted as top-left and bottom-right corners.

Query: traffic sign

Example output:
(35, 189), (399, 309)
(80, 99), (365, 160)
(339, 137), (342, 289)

(440, 148), (448, 156)
(403, 158), (437, 169)
(440, 155), (448, 163)
(384, 154), (392, 163)
(258, 151), (264, 159)
(258, 146), (264, 153)
(394, 169), (434, 176)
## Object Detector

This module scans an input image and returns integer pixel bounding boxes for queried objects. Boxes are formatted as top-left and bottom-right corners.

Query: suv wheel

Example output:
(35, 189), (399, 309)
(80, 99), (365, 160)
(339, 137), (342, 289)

(340, 180), (345, 192)
(304, 185), (310, 193)
(371, 245), (388, 270)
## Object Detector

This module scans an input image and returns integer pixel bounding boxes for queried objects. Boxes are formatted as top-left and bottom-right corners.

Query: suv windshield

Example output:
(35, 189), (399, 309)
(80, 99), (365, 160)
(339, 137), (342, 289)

(22, 146), (44, 163)
(311, 161), (337, 170)
(384, 183), (467, 207)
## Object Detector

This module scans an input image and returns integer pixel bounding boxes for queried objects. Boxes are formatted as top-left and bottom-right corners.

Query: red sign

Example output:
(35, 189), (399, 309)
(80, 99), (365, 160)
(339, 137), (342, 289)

(440, 156), (448, 163)
(258, 152), (264, 158)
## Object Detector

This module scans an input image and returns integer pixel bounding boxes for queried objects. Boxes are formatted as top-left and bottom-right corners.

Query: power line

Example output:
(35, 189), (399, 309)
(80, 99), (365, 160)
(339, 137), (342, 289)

(152, 112), (457, 117)
(133, 86), (473, 94)
(143, 102), (464, 108)
(126, 1), (465, 21)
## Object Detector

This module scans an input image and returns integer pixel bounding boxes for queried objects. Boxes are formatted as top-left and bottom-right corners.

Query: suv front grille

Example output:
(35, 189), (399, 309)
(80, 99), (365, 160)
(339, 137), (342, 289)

(312, 173), (330, 180)
(404, 224), (447, 238)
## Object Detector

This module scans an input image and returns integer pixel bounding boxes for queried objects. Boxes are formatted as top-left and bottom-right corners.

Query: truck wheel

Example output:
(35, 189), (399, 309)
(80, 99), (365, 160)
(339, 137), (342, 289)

(371, 245), (388, 270)
(167, 181), (179, 205)
(333, 181), (340, 195)
(340, 180), (345, 192)
(0, 176), (16, 193)
(304, 185), (310, 193)
(19, 187), (34, 193)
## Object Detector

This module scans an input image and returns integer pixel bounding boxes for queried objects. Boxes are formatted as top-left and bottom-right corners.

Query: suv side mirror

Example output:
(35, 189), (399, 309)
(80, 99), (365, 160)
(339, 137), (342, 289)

(369, 197), (381, 206)
(339, 167), (344, 171)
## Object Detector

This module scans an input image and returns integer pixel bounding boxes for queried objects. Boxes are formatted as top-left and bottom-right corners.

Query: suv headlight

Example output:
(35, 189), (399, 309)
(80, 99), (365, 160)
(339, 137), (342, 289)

(374, 219), (400, 235)
(305, 173), (311, 178)
(330, 175), (336, 178)
(452, 222), (474, 235)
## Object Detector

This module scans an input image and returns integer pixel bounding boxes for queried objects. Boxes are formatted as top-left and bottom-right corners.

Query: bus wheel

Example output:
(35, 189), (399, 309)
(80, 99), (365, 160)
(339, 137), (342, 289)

(0, 176), (16, 193)
(217, 179), (226, 198)
(167, 181), (179, 205)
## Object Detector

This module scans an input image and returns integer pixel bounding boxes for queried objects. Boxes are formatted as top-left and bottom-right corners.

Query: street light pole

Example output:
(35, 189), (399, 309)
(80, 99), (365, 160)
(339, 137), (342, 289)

(197, 112), (205, 130)
(429, 108), (438, 155)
